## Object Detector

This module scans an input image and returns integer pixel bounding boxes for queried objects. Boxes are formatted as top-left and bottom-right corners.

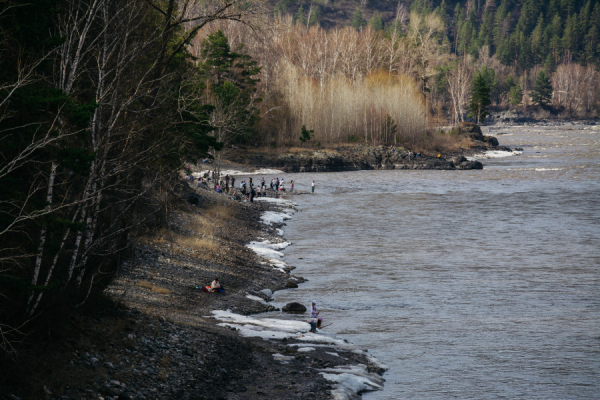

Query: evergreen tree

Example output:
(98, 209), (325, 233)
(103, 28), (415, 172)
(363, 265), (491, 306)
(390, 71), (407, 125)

(369, 12), (384, 31)
(435, 0), (449, 21)
(309, 6), (321, 26)
(584, 26), (599, 64)
(468, 70), (492, 124)
(478, 66), (499, 104)
(352, 7), (367, 31)
(562, 14), (580, 58)
(492, 1), (510, 50)
(531, 15), (547, 64)
(530, 70), (553, 106)
(508, 84), (524, 107)
(274, 0), (290, 17)
(544, 53), (557, 73)
(478, 8), (494, 49)
(201, 30), (262, 141)
(299, 125), (314, 144)
(294, 6), (307, 26)
(561, 0), (576, 16)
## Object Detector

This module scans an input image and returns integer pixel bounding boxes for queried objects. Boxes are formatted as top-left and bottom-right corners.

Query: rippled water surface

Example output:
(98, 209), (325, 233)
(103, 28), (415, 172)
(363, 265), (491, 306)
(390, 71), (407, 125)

(257, 126), (600, 399)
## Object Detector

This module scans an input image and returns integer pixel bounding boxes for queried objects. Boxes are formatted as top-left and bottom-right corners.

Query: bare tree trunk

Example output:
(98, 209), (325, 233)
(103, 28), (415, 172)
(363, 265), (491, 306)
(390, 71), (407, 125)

(26, 162), (58, 311)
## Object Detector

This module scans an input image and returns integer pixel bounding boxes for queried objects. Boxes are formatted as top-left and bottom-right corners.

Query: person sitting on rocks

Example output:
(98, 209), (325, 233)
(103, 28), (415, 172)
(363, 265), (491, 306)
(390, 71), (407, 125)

(201, 277), (224, 293)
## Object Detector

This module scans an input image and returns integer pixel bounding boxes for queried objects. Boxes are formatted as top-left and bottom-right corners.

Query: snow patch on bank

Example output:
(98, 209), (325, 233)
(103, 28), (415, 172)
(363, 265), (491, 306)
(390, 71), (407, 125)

(245, 294), (270, 305)
(321, 364), (384, 400)
(246, 198), (296, 271)
(254, 197), (296, 205)
(260, 210), (294, 225)
(211, 310), (387, 399)
(246, 240), (290, 272)
(196, 168), (285, 177)
(467, 149), (522, 160)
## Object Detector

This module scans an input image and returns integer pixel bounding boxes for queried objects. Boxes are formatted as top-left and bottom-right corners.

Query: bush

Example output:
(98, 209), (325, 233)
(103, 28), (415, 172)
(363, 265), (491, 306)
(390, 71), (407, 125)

(347, 134), (361, 143)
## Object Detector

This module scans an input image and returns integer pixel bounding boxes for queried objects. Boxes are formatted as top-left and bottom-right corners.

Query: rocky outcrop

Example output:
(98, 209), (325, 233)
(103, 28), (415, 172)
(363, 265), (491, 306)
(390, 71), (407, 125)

(460, 123), (485, 141)
(221, 123), (512, 172)
(451, 155), (484, 170)
(487, 110), (529, 124)
(227, 145), (486, 173)
(456, 122), (510, 154)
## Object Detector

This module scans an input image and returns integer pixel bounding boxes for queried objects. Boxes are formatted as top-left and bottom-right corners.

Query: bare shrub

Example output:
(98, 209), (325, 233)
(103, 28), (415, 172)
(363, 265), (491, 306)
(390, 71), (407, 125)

(552, 64), (599, 116)
(276, 64), (427, 145)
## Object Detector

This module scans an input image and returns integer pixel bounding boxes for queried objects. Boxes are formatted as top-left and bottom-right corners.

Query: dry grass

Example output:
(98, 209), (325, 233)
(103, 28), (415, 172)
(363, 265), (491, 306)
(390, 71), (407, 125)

(178, 236), (218, 253)
(204, 204), (236, 221)
(411, 130), (472, 154)
(138, 280), (171, 295)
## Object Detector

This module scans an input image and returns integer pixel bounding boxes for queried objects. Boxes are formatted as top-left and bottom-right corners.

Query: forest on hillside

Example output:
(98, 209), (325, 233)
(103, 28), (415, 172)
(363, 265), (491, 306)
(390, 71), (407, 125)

(205, 0), (600, 148)
(275, 0), (600, 68)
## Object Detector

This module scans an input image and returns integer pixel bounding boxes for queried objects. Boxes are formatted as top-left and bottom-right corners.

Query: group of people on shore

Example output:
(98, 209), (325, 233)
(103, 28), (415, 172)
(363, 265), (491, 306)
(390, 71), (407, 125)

(389, 147), (423, 161)
(185, 167), (316, 201)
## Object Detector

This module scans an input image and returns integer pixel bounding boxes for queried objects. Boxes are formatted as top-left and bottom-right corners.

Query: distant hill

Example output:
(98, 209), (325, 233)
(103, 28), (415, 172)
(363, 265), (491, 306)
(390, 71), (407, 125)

(271, 0), (600, 68)
(271, 0), (399, 30)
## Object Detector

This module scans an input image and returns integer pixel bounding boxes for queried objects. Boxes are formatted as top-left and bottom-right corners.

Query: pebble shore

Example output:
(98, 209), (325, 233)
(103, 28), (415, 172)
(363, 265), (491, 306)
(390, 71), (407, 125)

(2, 180), (385, 400)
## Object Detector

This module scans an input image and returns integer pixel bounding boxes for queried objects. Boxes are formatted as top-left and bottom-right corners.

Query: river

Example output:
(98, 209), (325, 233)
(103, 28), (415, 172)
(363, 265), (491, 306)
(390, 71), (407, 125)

(255, 125), (600, 399)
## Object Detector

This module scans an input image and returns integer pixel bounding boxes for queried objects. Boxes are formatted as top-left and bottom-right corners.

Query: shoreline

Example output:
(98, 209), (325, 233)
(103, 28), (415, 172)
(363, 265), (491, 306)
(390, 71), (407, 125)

(215, 121), (596, 175)
(1, 181), (385, 400)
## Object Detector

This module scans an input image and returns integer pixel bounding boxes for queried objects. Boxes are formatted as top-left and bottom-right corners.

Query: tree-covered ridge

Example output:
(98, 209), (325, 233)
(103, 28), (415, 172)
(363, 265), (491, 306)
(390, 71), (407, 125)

(437, 0), (600, 69)
(274, 0), (600, 67)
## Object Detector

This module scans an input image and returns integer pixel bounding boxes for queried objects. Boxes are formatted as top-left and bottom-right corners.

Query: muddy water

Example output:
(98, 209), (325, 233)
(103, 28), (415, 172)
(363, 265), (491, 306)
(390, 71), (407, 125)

(257, 125), (600, 399)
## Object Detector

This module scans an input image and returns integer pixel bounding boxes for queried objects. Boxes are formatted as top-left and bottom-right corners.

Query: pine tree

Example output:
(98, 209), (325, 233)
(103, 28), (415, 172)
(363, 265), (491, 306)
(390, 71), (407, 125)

(508, 84), (523, 107)
(369, 12), (384, 31)
(201, 30), (262, 140)
(562, 14), (580, 59)
(531, 15), (546, 64)
(544, 53), (557, 73)
(352, 7), (366, 31)
(309, 6), (321, 26)
(561, 0), (576, 16)
(478, 8), (494, 49)
(299, 125), (314, 144)
(468, 70), (491, 124)
(530, 70), (553, 106)
(584, 26), (598, 63)
(435, 0), (448, 21)
(492, 1), (509, 50)
(293, 6), (307, 26)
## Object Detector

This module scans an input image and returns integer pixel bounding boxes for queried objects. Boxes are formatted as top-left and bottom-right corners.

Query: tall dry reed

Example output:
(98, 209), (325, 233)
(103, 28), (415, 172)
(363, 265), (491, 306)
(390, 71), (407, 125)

(277, 64), (427, 145)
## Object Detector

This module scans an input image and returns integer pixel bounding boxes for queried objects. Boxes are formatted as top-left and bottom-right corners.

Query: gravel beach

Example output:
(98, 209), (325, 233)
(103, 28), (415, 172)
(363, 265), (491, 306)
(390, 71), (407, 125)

(1, 180), (385, 400)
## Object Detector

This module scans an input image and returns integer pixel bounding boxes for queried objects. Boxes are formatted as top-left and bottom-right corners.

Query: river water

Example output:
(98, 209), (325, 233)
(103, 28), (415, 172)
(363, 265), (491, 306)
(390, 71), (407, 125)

(256, 125), (600, 399)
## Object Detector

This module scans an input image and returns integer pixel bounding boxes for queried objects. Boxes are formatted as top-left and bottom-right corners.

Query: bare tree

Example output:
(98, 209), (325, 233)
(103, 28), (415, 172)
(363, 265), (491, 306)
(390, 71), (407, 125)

(446, 60), (472, 124)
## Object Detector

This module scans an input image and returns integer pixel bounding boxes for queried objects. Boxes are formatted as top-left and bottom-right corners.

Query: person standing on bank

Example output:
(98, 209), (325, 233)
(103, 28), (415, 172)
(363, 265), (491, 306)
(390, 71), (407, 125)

(311, 181), (315, 193)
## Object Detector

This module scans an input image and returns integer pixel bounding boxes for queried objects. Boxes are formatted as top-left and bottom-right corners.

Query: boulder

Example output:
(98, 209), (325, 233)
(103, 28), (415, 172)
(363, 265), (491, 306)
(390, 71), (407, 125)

(282, 302), (307, 312)
(452, 155), (467, 165)
(460, 122), (484, 141)
(483, 135), (499, 147)
(260, 289), (273, 299)
(285, 280), (298, 288)
(458, 160), (483, 170)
